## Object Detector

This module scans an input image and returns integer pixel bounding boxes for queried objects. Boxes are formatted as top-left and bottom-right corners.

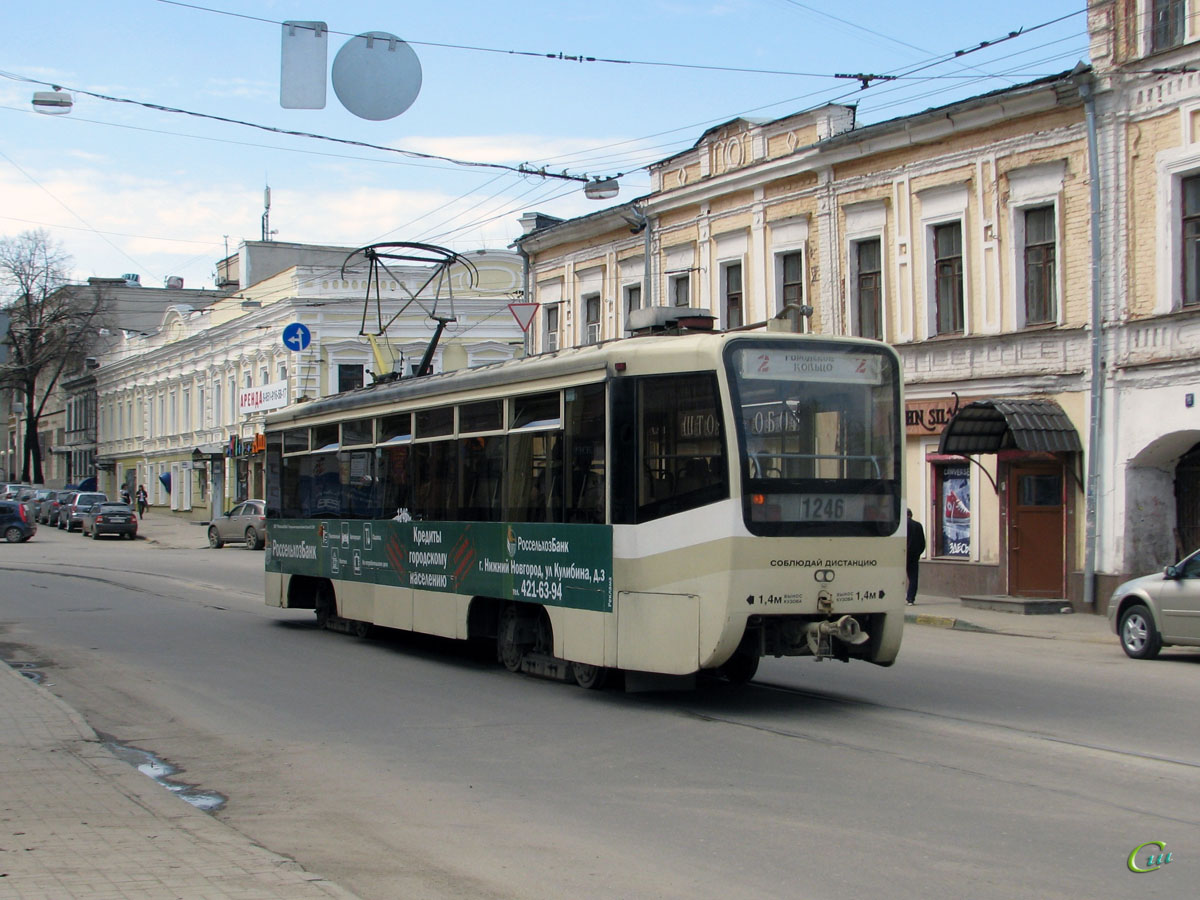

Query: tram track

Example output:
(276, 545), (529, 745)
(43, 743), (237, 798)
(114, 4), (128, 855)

(691, 677), (1200, 772)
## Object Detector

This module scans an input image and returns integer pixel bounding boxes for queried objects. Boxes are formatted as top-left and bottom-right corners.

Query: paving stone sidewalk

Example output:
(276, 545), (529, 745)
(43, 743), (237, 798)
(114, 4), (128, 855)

(0, 662), (357, 900)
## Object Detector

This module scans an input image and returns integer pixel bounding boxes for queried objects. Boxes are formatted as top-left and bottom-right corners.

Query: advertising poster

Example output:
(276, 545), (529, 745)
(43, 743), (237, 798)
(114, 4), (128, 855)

(940, 464), (970, 557)
(267, 519), (613, 612)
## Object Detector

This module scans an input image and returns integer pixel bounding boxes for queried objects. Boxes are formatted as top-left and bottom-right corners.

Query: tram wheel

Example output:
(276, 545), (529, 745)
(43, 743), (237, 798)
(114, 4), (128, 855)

(497, 605), (526, 673)
(571, 662), (610, 690)
(314, 584), (336, 629)
(720, 651), (760, 684)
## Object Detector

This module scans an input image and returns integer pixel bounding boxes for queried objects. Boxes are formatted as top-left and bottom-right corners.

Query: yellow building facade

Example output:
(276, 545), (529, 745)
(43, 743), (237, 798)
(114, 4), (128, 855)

(516, 0), (1200, 608)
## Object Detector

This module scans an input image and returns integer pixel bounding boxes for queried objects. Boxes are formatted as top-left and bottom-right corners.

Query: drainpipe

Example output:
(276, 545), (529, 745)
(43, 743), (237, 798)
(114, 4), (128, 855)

(1075, 63), (1104, 609)
(625, 205), (653, 309)
(515, 243), (531, 356)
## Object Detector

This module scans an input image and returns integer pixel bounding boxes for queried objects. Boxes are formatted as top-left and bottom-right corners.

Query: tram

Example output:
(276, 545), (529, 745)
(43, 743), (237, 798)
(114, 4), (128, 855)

(264, 325), (906, 687)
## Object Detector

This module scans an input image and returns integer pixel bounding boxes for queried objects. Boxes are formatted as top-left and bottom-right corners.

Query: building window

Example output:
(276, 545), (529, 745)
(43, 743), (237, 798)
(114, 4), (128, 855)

(624, 283), (641, 319)
(779, 251), (805, 331)
(337, 364), (364, 393)
(933, 222), (964, 335)
(584, 294), (601, 345)
(853, 239), (883, 340)
(1024, 206), (1057, 324)
(182, 388), (191, 431)
(670, 273), (690, 307)
(1152, 0), (1186, 52)
(935, 462), (971, 558)
(544, 304), (560, 351)
(1184, 175), (1200, 307)
(213, 381), (222, 426)
(723, 262), (743, 329)
(278, 363), (287, 382)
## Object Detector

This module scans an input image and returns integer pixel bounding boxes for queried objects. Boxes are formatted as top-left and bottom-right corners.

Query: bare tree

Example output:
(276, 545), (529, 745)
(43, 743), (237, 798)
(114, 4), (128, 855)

(0, 230), (103, 484)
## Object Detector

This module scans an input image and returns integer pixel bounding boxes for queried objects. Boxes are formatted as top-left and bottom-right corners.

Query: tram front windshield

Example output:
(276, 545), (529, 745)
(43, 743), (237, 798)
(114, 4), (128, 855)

(726, 340), (902, 537)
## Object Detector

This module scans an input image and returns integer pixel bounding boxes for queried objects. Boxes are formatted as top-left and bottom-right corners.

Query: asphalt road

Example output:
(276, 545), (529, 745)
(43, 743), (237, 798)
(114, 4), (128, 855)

(2, 529), (1197, 900)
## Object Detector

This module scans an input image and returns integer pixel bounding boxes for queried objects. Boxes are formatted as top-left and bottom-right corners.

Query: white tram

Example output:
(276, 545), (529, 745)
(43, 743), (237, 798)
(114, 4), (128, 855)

(264, 329), (906, 687)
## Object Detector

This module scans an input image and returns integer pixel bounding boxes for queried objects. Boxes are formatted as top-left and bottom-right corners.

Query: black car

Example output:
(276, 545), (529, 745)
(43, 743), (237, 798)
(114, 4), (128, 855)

(81, 501), (138, 540)
(0, 500), (37, 543)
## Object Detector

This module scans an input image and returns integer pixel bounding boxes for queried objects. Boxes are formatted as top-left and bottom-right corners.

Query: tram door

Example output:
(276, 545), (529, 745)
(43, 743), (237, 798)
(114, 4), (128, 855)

(1008, 463), (1066, 598)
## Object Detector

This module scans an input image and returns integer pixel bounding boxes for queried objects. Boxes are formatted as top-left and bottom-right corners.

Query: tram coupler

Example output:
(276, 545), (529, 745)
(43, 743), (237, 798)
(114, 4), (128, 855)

(805, 615), (869, 661)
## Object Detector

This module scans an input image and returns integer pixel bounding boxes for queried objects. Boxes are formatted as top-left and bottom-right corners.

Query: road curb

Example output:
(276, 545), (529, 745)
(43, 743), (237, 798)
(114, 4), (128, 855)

(905, 612), (995, 633)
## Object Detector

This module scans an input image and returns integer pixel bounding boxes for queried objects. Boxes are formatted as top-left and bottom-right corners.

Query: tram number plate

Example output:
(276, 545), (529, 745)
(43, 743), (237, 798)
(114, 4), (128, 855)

(796, 495), (861, 521)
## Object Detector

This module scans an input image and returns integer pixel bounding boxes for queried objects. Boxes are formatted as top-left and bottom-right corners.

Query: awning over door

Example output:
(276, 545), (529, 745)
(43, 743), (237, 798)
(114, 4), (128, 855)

(937, 399), (1083, 455)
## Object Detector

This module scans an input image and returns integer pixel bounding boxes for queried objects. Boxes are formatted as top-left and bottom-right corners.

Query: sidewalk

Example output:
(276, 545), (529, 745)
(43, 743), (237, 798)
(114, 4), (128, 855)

(904, 594), (1114, 643)
(0, 662), (358, 899)
(134, 508), (213, 550)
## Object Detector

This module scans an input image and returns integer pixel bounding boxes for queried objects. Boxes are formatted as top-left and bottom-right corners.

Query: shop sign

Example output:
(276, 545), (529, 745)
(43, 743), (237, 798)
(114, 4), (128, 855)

(239, 380), (289, 415)
(906, 395), (977, 437)
(227, 434), (266, 457)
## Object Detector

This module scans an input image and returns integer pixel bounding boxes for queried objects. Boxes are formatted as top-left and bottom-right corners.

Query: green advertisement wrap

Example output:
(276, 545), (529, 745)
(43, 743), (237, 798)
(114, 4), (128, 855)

(266, 519), (614, 612)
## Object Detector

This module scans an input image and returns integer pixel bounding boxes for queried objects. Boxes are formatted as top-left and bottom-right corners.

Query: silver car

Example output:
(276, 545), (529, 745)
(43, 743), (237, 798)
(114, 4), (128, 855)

(1108, 549), (1200, 659)
(208, 500), (267, 550)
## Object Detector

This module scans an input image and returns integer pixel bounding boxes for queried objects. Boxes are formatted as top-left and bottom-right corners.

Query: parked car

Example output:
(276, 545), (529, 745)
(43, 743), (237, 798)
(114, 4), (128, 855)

(41, 489), (76, 525)
(29, 488), (56, 521)
(1108, 549), (1200, 659)
(208, 500), (267, 549)
(0, 499), (36, 542)
(61, 492), (108, 532)
(81, 501), (138, 540)
(1, 483), (33, 501)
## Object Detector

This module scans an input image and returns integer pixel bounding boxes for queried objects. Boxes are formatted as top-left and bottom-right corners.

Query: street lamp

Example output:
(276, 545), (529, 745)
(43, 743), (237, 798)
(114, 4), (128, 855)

(32, 88), (73, 115)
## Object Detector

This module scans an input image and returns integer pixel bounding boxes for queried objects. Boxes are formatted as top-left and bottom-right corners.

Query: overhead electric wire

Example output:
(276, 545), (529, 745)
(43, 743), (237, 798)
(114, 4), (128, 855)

(151, 0), (1050, 83)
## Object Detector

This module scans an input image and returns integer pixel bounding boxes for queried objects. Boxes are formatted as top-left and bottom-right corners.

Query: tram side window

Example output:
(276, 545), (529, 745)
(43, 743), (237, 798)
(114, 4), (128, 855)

(461, 435), (506, 521)
(637, 374), (727, 522)
(379, 445), (412, 519)
(265, 433), (283, 517)
(565, 383), (606, 523)
(412, 440), (457, 520)
(339, 450), (377, 519)
(506, 431), (563, 522)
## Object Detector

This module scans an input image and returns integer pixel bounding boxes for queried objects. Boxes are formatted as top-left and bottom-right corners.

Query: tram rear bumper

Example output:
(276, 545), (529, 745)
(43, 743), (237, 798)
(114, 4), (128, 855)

(749, 610), (901, 665)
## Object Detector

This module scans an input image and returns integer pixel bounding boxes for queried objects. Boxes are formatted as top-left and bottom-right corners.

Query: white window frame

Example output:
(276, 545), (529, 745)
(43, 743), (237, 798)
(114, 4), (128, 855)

(918, 183), (971, 339)
(1156, 140), (1200, 313)
(543, 302), (561, 352)
(844, 200), (888, 341)
(582, 292), (602, 345)
(719, 258), (744, 330)
(1007, 162), (1065, 329)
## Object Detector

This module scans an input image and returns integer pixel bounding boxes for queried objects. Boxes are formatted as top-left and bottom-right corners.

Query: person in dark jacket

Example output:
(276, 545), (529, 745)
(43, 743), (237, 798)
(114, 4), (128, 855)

(906, 508), (926, 605)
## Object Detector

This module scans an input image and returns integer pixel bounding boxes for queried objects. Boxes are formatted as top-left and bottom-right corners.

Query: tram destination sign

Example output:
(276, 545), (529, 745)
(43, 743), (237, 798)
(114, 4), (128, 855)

(267, 519), (613, 612)
(740, 349), (882, 385)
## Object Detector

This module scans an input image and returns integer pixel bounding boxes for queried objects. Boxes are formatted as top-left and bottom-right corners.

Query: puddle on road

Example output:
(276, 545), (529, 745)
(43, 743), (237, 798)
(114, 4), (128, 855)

(100, 735), (227, 812)
(11, 661), (46, 684)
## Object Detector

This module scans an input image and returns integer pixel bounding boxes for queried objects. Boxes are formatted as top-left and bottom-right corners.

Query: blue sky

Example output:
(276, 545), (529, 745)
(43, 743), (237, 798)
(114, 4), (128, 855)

(0, 1), (1091, 291)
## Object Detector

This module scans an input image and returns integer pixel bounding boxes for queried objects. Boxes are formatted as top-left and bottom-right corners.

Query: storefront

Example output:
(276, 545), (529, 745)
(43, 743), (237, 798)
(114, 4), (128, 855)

(934, 398), (1084, 603)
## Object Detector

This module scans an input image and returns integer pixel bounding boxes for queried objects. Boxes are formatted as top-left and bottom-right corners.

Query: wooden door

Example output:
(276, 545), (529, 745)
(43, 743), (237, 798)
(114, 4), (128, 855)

(1008, 464), (1065, 598)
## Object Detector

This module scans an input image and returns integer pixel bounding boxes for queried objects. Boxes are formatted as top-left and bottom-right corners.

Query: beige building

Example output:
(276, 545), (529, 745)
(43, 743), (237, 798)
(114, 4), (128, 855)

(515, 1), (1200, 609)
(94, 242), (526, 522)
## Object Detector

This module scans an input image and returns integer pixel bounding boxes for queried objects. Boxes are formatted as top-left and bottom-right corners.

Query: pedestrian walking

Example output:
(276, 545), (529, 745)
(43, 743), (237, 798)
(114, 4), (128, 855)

(136, 484), (148, 516)
(120, 487), (131, 505)
(906, 508), (926, 605)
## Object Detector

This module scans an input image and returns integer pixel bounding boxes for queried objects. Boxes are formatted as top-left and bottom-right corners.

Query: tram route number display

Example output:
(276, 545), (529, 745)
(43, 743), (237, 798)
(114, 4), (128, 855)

(267, 519), (614, 613)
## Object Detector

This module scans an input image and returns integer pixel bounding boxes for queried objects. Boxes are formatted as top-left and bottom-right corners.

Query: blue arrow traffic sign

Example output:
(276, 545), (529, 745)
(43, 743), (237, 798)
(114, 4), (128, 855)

(282, 322), (312, 351)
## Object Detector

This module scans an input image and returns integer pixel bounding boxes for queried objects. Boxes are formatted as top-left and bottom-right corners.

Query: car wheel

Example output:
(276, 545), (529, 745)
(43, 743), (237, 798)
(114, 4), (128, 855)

(1119, 603), (1163, 660)
(91, 527), (100, 540)
(208, 527), (224, 549)
(4, 526), (23, 543)
(245, 527), (263, 550)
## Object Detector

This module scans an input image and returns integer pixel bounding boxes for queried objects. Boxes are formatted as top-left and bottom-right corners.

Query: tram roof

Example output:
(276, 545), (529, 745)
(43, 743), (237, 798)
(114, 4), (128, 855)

(264, 329), (890, 427)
